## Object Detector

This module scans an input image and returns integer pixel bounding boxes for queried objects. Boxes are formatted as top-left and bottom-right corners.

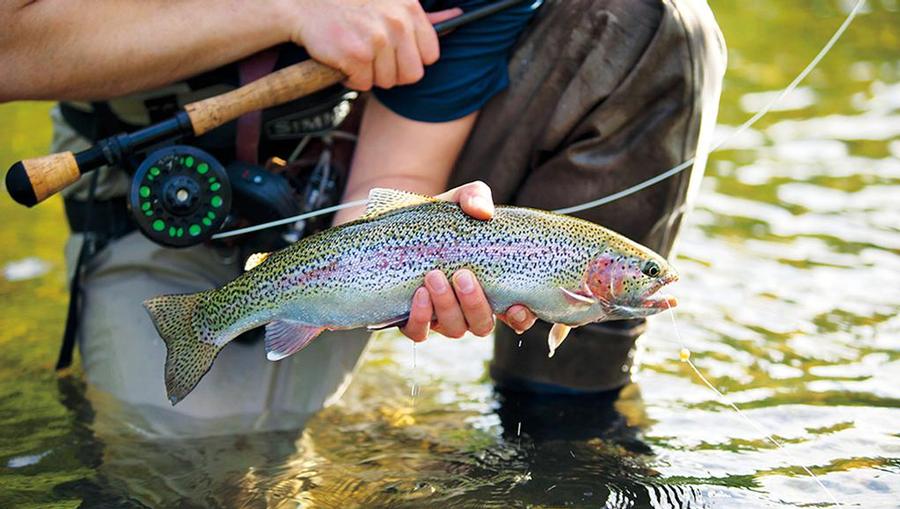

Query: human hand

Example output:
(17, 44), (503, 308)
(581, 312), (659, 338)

(286, 0), (462, 91)
(400, 182), (539, 342)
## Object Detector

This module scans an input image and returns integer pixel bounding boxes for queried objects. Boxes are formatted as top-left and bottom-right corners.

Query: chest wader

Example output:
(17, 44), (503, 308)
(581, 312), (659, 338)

(450, 0), (726, 394)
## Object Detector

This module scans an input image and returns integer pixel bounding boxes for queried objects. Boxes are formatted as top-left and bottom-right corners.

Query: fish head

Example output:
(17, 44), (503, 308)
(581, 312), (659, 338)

(584, 244), (678, 320)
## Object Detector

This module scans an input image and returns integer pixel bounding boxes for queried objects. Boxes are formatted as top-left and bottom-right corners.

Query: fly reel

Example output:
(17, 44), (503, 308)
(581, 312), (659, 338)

(128, 146), (231, 248)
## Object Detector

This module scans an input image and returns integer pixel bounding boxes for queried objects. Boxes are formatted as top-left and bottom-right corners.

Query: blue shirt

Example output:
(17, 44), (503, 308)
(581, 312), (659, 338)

(374, 0), (541, 123)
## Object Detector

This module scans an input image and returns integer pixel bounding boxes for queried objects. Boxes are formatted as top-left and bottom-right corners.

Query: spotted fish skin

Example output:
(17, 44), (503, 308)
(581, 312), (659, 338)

(144, 189), (678, 404)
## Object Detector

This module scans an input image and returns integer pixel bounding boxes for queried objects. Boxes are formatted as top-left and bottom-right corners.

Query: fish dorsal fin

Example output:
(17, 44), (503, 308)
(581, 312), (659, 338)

(361, 188), (435, 220)
(244, 252), (271, 271)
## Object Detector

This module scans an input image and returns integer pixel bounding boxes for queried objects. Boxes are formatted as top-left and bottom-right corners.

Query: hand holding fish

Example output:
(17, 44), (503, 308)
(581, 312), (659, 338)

(401, 182), (538, 342)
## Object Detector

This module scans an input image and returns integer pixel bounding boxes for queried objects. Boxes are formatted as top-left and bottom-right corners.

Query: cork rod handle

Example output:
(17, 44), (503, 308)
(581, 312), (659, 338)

(185, 60), (345, 136)
(6, 152), (81, 207)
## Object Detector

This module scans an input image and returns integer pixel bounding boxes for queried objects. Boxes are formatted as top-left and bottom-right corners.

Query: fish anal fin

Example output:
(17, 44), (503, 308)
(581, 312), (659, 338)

(548, 323), (572, 358)
(244, 252), (271, 271)
(361, 188), (435, 220)
(264, 320), (325, 361)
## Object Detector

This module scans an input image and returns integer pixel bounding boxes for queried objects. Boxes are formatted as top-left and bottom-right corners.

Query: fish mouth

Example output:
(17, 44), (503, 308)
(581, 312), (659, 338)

(636, 272), (679, 310)
(600, 271), (679, 318)
(640, 293), (678, 310)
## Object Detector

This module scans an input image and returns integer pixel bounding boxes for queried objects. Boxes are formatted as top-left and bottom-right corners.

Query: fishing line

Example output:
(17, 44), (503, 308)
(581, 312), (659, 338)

(661, 299), (841, 507)
(211, 198), (368, 239)
(410, 342), (419, 400)
(210, 0), (864, 239)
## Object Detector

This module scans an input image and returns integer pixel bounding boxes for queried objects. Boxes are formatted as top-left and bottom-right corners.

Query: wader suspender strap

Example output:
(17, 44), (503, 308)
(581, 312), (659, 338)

(56, 171), (99, 370)
(56, 102), (117, 370)
(236, 49), (279, 164)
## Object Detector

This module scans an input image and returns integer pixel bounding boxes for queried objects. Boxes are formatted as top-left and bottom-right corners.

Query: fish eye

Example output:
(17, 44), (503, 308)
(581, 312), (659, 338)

(641, 261), (661, 278)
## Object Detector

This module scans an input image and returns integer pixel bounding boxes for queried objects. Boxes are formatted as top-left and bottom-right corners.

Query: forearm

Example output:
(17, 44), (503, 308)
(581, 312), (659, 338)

(335, 97), (477, 224)
(0, 0), (291, 101)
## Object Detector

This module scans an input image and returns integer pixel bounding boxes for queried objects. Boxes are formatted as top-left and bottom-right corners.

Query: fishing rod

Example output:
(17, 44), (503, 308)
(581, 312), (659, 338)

(4, 0), (532, 246)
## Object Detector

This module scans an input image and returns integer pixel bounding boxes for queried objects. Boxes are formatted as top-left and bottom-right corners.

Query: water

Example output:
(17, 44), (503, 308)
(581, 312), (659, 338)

(1, 1), (899, 507)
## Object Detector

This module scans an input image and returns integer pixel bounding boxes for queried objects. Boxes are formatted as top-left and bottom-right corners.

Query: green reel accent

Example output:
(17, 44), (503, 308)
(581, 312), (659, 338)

(129, 146), (231, 248)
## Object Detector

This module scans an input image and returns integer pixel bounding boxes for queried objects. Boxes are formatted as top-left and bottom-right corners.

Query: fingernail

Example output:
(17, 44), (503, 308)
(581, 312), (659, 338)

(414, 288), (429, 307)
(426, 271), (448, 294)
(455, 271), (475, 294)
(511, 308), (527, 323)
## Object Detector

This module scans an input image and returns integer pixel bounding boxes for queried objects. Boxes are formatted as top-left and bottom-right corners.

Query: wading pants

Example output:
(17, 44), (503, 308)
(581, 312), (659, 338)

(58, 0), (725, 436)
(451, 0), (726, 392)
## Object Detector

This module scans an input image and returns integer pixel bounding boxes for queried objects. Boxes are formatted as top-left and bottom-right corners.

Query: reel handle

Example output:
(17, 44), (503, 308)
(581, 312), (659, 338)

(186, 60), (344, 136)
(6, 151), (81, 207)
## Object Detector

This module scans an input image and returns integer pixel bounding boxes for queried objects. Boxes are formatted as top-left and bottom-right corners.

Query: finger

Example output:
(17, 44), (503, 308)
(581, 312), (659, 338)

(343, 70), (374, 91)
(451, 270), (495, 337)
(424, 270), (467, 339)
(342, 57), (374, 91)
(400, 287), (433, 342)
(498, 305), (538, 335)
(426, 7), (463, 25)
(339, 37), (375, 91)
(373, 43), (398, 89)
(417, 8), (461, 65)
(436, 181), (494, 220)
(396, 32), (425, 84)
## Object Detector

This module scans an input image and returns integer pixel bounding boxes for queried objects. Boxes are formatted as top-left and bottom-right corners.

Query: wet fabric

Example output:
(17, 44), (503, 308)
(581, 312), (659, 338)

(375, 0), (541, 122)
(450, 0), (727, 392)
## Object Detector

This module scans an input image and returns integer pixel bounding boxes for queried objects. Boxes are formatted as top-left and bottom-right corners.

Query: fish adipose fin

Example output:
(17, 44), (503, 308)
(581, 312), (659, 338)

(244, 252), (271, 271)
(361, 188), (436, 220)
(144, 292), (221, 405)
(548, 323), (572, 358)
(265, 320), (325, 361)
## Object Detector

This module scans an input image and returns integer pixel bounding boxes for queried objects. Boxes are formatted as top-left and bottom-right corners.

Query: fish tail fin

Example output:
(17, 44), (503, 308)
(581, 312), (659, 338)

(143, 291), (222, 406)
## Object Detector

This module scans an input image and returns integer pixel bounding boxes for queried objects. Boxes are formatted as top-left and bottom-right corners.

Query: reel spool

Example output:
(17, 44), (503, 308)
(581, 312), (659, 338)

(129, 146), (231, 248)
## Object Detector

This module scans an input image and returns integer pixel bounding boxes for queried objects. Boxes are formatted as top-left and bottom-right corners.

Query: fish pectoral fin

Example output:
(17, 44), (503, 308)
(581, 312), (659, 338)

(547, 323), (572, 358)
(264, 320), (325, 361)
(361, 188), (436, 220)
(244, 252), (271, 271)
(559, 286), (596, 307)
(367, 315), (409, 331)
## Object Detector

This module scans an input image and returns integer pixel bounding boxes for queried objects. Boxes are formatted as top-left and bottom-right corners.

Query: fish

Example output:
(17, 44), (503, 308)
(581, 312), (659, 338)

(144, 188), (679, 404)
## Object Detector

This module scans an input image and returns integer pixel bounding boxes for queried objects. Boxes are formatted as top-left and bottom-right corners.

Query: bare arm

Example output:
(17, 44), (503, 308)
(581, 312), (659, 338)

(333, 97), (478, 223)
(0, 0), (291, 101)
(0, 0), (458, 102)
(334, 98), (537, 340)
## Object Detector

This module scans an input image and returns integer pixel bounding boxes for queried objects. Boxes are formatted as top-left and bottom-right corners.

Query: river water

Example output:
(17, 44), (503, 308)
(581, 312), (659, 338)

(1, 1), (898, 507)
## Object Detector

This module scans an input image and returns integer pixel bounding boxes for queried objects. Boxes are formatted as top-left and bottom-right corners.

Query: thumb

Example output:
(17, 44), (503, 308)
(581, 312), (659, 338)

(427, 7), (463, 25)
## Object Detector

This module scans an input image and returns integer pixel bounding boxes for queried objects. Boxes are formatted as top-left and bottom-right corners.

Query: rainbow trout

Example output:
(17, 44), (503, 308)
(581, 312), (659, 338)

(145, 189), (678, 404)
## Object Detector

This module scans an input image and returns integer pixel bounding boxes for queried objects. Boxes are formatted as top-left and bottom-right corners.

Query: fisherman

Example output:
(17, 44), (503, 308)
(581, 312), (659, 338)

(0, 0), (725, 435)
